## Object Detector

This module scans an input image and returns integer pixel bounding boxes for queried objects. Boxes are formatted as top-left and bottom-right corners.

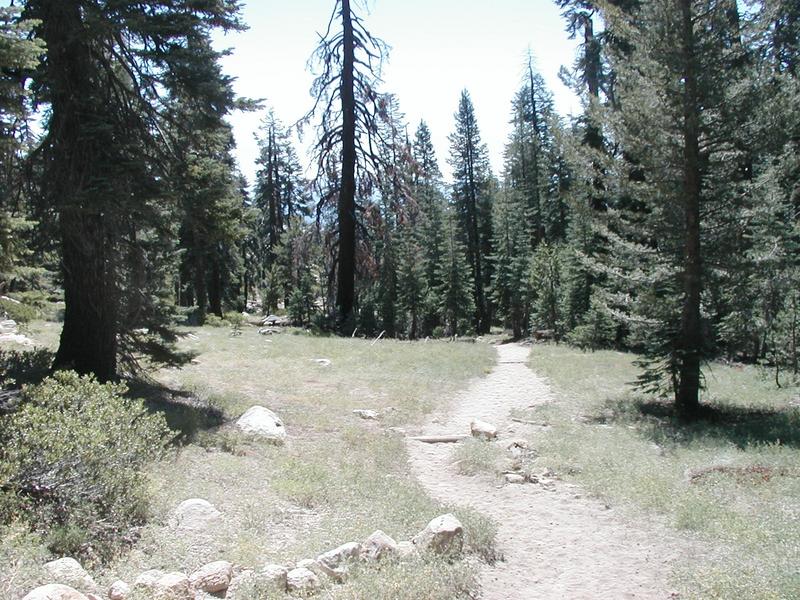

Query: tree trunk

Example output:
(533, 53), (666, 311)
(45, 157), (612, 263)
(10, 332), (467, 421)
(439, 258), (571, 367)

(42, 0), (118, 381)
(336, 0), (357, 330)
(208, 255), (223, 318)
(676, 0), (703, 418)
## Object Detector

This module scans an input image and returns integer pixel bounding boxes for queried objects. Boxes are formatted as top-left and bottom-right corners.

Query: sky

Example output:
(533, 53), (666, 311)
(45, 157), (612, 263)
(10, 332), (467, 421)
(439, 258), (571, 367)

(213, 0), (582, 188)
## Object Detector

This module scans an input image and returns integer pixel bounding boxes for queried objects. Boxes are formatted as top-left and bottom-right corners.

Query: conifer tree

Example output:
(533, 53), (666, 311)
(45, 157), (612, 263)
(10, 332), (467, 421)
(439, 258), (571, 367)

(437, 209), (475, 337)
(448, 90), (493, 333)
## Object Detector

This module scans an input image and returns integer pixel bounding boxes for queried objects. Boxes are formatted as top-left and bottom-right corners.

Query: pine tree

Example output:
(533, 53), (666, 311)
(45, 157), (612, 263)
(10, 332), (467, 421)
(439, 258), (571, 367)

(24, 0), (244, 380)
(448, 90), (493, 333)
(437, 209), (475, 337)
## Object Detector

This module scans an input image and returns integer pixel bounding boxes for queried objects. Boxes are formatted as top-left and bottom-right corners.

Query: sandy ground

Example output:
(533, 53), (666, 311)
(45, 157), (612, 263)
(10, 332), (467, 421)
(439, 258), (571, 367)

(408, 343), (683, 600)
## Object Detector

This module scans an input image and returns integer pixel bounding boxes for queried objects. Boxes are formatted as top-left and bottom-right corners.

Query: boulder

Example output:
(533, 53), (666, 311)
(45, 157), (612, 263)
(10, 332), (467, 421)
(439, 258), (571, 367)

(154, 572), (193, 600)
(43, 558), (98, 593)
(504, 473), (527, 484)
(108, 580), (131, 600)
(171, 498), (222, 530)
(295, 559), (317, 571)
(316, 541), (361, 581)
(352, 409), (379, 420)
(235, 406), (287, 444)
(286, 567), (320, 594)
(470, 419), (498, 441)
(361, 530), (398, 561)
(189, 560), (233, 593)
(22, 585), (89, 600)
(413, 513), (464, 555)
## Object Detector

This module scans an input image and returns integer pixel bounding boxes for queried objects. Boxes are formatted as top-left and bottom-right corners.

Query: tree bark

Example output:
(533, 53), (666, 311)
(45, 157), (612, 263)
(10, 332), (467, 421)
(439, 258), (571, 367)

(676, 0), (703, 418)
(336, 0), (357, 330)
(42, 0), (118, 381)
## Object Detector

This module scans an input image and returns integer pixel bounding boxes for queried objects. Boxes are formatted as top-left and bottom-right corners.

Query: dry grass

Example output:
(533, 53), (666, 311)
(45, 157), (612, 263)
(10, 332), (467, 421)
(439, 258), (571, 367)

(522, 344), (800, 600)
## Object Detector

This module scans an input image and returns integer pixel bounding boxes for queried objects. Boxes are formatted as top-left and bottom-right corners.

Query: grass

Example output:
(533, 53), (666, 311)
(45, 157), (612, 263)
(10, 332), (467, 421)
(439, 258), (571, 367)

(523, 345), (800, 600)
(1, 322), (497, 599)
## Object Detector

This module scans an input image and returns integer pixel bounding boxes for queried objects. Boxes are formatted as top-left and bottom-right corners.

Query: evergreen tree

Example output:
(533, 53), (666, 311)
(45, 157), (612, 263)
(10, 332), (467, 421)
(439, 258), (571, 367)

(437, 209), (475, 337)
(24, 0), (243, 380)
(448, 90), (493, 333)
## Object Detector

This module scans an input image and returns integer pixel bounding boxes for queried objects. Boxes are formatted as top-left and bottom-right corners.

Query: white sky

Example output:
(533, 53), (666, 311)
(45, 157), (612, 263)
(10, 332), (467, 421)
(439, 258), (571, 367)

(213, 0), (581, 188)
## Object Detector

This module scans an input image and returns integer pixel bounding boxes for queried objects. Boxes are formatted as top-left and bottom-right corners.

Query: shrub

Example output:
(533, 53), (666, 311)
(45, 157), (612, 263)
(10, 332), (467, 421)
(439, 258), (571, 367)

(0, 349), (54, 390)
(0, 371), (172, 560)
(0, 297), (39, 324)
(204, 314), (227, 327)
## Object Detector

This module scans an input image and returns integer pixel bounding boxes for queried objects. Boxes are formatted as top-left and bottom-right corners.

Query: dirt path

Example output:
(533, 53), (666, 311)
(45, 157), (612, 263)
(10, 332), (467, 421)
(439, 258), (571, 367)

(408, 343), (681, 600)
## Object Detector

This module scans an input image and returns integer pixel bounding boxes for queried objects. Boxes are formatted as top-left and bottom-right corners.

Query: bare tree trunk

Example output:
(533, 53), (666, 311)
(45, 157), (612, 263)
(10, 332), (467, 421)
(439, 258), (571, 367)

(336, 0), (357, 330)
(676, 0), (702, 418)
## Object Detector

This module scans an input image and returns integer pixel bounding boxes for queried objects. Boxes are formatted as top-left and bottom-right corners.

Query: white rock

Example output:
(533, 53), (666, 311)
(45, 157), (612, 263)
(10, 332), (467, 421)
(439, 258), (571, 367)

(295, 558), (317, 571)
(235, 406), (287, 444)
(154, 572), (193, 600)
(504, 473), (527, 484)
(470, 419), (498, 441)
(171, 498), (222, 530)
(316, 541), (361, 581)
(396, 541), (418, 559)
(189, 560), (233, 593)
(311, 358), (332, 367)
(108, 580), (130, 600)
(43, 558), (98, 593)
(352, 409), (379, 420)
(413, 513), (464, 555)
(361, 530), (398, 561)
(22, 585), (89, 600)
(260, 564), (289, 588)
(133, 569), (164, 590)
(286, 567), (320, 593)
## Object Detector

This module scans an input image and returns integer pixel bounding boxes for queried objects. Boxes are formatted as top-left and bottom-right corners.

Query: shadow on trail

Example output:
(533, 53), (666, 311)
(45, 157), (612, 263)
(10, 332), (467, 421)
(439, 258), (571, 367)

(593, 397), (800, 449)
(127, 379), (226, 445)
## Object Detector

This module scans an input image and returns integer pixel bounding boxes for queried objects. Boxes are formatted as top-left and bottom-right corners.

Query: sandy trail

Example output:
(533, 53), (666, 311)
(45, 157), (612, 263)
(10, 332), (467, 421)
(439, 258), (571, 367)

(408, 343), (681, 600)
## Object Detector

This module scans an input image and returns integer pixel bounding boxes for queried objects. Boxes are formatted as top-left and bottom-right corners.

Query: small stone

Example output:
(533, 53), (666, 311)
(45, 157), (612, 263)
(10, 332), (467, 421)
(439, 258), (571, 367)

(396, 541), (418, 559)
(133, 569), (164, 590)
(470, 419), (498, 441)
(22, 585), (89, 600)
(412, 513), (464, 555)
(504, 473), (526, 484)
(295, 559), (317, 570)
(361, 530), (398, 561)
(43, 558), (98, 594)
(154, 572), (193, 600)
(286, 567), (320, 593)
(260, 564), (289, 588)
(352, 409), (380, 420)
(316, 541), (361, 581)
(189, 560), (233, 593)
(235, 406), (287, 444)
(506, 438), (529, 450)
(311, 358), (332, 367)
(108, 580), (130, 600)
(171, 498), (222, 530)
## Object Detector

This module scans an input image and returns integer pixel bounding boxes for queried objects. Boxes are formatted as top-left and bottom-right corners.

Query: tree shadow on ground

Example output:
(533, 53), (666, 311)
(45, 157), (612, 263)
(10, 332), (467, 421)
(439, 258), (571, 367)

(594, 397), (800, 449)
(126, 379), (226, 445)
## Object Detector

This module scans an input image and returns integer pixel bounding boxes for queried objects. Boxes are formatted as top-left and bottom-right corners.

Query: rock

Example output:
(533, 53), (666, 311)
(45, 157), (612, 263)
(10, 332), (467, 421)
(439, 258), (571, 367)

(352, 409), (379, 420)
(133, 569), (164, 590)
(22, 585), (89, 600)
(235, 406), (287, 444)
(171, 498), (222, 530)
(286, 567), (320, 594)
(0, 319), (17, 333)
(43, 558), (98, 593)
(295, 559), (317, 571)
(310, 358), (332, 367)
(396, 541), (418, 559)
(470, 419), (498, 441)
(189, 560), (233, 593)
(224, 570), (255, 599)
(154, 572), (193, 600)
(504, 473), (527, 484)
(108, 581), (130, 600)
(260, 564), (289, 588)
(361, 530), (398, 561)
(316, 541), (361, 581)
(506, 438), (529, 450)
(413, 513), (464, 555)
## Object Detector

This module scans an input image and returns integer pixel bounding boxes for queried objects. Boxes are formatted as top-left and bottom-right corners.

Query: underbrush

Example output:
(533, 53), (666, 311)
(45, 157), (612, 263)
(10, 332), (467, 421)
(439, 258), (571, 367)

(525, 345), (800, 600)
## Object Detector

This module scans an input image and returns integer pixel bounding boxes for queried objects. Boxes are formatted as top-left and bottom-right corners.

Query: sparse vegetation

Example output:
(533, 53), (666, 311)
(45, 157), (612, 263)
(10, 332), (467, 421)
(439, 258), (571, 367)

(524, 345), (800, 600)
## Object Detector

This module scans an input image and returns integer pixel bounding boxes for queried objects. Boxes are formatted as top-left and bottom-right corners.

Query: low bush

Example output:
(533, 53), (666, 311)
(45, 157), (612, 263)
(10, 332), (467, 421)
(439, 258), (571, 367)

(0, 371), (173, 561)
(0, 349), (53, 390)
(0, 297), (39, 324)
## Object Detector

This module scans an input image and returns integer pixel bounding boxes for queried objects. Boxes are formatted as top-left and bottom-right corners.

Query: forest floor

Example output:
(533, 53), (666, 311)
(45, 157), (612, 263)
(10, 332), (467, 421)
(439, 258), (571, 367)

(408, 342), (686, 600)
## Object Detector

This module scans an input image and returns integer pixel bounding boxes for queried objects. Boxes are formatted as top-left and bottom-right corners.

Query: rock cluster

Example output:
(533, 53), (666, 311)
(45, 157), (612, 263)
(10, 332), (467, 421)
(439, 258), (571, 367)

(23, 514), (464, 599)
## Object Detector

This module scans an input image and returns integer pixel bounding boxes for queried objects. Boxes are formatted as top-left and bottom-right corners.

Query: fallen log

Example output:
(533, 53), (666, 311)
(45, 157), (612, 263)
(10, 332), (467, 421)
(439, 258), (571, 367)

(409, 434), (469, 444)
(511, 417), (548, 426)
